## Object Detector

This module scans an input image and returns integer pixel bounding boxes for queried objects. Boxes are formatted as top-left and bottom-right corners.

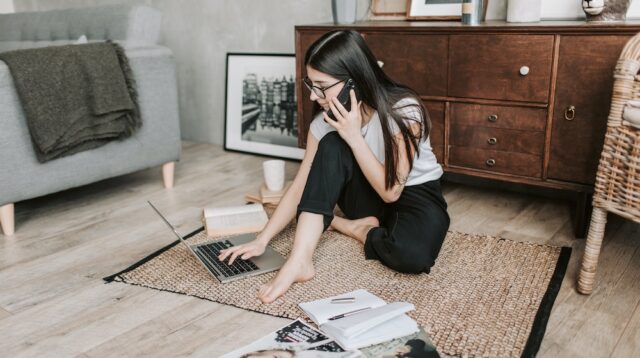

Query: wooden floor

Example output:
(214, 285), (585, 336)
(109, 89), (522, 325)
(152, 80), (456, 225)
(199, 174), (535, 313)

(1, 142), (639, 357)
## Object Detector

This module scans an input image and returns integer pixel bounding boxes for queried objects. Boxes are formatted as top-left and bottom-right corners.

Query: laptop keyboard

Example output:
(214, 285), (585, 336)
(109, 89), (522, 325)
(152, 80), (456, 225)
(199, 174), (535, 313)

(195, 240), (260, 278)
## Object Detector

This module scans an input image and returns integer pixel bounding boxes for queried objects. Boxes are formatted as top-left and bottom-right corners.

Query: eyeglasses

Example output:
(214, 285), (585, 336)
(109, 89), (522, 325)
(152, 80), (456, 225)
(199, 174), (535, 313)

(302, 77), (344, 99)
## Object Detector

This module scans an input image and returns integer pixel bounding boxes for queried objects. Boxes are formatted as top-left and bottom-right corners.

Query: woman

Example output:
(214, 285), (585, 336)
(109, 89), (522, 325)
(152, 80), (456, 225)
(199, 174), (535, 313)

(219, 30), (449, 304)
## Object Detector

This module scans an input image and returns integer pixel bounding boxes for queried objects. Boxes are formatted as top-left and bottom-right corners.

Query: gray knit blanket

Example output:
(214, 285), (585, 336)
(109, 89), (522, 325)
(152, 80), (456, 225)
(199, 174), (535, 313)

(0, 41), (140, 162)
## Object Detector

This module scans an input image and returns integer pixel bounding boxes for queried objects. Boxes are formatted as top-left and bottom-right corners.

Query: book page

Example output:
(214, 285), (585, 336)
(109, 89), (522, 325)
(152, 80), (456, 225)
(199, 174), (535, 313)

(321, 302), (415, 339)
(207, 210), (266, 229)
(331, 315), (419, 351)
(204, 203), (263, 218)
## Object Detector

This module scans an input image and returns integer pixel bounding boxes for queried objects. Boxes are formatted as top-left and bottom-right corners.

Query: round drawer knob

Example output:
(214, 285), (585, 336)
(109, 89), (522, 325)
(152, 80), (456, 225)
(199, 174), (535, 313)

(377, 60), (384, 68)
(519, 66), (530, 76)
(487, 137), (498, 145)
(488, 114), (498, 122)
(486, 159), (496, 167)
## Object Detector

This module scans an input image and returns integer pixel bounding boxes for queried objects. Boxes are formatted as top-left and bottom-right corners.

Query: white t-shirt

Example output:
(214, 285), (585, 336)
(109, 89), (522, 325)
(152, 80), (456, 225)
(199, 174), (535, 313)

(309, 98), (443, 186)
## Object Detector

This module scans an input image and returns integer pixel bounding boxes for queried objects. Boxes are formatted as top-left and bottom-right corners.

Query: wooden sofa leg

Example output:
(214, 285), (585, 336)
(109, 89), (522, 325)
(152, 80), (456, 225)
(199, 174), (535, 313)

(162, 162), (175, 189)
(0, 203), (15, 236)
(577, 207), (608, 295)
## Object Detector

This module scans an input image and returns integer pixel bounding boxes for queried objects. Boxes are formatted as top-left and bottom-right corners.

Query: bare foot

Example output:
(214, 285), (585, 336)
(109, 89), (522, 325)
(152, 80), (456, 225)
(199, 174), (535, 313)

(332, 216), (379, 244)
(258, 258), (315, 303)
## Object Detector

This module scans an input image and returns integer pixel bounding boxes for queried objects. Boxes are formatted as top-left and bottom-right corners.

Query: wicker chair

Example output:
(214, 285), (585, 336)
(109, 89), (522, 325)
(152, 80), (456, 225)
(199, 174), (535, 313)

(577, 33), (640, 295)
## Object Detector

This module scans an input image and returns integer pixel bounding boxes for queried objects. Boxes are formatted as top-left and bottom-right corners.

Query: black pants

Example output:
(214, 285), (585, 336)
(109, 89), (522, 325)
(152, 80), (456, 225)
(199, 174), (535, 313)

(296, 132), (450, 274)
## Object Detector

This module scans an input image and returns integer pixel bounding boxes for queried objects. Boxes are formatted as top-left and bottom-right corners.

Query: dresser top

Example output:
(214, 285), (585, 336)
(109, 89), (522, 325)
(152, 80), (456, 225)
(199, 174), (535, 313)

(296, 20), (640, 34)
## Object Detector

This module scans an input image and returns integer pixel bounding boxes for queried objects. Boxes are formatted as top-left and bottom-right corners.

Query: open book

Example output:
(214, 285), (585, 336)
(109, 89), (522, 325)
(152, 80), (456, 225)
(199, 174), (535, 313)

(299, 289), (419, 350)
(202, 203), (268, 237)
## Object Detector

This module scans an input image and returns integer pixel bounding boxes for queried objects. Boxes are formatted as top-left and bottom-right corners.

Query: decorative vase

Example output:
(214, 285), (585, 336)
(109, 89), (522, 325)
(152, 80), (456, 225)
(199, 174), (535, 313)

(583, 0), (633, 22)
(461, 0), (484, 25)
(506, 0), (542, 23)
(332, 0), (357, 24)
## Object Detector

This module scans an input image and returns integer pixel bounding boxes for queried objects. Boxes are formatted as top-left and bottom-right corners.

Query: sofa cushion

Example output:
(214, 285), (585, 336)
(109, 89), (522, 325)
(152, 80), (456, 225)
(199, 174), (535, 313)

(0, 40), (78, 53)
(0, 5), (161, 45)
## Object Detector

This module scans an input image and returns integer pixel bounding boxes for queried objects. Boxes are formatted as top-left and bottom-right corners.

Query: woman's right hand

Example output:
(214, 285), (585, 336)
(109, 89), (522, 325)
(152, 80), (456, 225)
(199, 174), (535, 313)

(218, 238), (267, 265)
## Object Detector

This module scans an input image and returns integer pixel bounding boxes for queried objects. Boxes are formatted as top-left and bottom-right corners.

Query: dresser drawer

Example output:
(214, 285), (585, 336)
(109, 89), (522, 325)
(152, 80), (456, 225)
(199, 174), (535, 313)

(450, 102), (547, 131)
(449, 35), (554, 103)
(364, 33), (448, 96)
(450, 125), (545, 155)
(449, 147), (542, 178)
(425, 101), (445, 164)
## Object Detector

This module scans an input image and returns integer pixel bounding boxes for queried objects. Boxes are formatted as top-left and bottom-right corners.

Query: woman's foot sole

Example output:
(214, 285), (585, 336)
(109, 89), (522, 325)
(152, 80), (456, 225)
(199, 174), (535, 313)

(257, 259), (315, 303)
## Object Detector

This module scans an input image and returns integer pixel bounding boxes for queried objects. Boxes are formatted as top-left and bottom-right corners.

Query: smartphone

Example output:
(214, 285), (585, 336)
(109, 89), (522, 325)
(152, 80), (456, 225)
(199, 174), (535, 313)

(326, 78), (360, 121)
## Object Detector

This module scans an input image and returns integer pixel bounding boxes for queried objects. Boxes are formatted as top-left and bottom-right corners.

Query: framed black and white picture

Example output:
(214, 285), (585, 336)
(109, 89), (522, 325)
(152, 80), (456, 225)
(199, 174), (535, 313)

(406, 0), (463, 20)
(224, 53), (304, 161)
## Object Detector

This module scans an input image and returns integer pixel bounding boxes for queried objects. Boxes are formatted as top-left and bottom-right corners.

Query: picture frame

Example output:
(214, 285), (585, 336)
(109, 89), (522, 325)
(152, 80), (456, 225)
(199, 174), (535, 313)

(224, 53), (304, 161)
(406, 0), (463, 21)
(369, 0), (407, 20)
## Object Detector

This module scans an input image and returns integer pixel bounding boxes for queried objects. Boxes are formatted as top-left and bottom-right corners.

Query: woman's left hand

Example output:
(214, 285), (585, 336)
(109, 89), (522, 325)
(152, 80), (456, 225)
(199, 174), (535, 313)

(323, 89), (363, 147)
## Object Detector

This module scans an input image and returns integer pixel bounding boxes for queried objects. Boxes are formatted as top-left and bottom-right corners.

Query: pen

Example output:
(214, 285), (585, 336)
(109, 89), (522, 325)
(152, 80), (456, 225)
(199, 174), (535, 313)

(327, 306), (371, 320)
(330, 297), (355, 304)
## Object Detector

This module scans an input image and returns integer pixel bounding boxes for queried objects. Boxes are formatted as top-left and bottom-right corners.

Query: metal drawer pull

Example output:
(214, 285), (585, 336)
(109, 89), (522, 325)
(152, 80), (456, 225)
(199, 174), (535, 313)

(519, 66), (530, 76)
(488, 137), (497, 145)
(486, 159), (496, 167)
(564, 105), (576, 121)
(488, 114), (498, 122)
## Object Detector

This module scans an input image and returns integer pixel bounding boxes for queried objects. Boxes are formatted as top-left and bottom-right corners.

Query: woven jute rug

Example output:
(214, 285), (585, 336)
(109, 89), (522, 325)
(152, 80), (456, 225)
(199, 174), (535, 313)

(105, 221), (570, 358)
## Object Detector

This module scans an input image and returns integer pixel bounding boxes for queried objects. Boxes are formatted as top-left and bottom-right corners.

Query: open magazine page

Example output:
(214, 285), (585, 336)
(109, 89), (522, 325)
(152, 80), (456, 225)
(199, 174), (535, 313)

(358, 327), (440, 358)
(221, 319), (360, 358)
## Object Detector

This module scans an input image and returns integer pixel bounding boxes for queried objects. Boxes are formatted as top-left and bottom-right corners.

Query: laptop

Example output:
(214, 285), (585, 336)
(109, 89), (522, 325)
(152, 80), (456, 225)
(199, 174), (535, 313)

(148, 201), (285, 283)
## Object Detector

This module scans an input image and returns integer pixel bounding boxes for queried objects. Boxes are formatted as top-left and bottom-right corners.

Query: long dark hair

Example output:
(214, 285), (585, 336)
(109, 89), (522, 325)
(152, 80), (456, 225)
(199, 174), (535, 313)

(304, 30), (430, 190)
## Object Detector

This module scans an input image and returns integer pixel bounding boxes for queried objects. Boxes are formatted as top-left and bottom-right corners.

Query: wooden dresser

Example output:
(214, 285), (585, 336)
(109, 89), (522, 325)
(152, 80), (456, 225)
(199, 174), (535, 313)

(294, 21), (640, 237)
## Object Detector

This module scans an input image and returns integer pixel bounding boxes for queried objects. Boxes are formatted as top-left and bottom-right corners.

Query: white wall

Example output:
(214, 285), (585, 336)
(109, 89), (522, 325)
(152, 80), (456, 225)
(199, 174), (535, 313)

(0, 0), (14, 13)
(486, 0), (640, 20)
(11, 0), (640, 144)
(155, 0), (339, 144)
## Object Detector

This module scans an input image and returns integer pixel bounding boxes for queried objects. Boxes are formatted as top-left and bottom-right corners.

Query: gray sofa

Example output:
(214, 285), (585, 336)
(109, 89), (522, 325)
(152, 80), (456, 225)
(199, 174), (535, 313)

(0, 5), (181, 236)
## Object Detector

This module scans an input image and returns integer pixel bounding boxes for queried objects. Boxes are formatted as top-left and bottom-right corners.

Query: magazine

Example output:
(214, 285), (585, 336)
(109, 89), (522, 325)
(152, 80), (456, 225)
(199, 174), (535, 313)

(221, 319), (360, 358)
(359, 327), (440, 358)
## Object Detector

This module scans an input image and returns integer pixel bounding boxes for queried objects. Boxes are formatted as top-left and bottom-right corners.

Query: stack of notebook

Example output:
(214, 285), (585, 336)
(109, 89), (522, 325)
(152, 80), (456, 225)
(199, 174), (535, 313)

(298, 289), (419, 350)
(245, 180), (293, 207)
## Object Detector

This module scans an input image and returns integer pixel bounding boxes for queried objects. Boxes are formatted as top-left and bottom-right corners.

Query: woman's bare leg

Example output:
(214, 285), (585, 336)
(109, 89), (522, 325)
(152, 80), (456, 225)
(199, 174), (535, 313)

(258, 211), (324, 303)
(330, 216), (379, 244)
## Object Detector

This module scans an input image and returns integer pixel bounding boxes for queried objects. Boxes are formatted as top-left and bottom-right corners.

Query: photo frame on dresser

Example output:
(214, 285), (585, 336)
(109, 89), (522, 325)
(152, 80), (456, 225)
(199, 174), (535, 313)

(406, 0), (463, 20)
(406, 0), (489, 21)
(224, 53), (304, 161)
(369, 0), (407, 20)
